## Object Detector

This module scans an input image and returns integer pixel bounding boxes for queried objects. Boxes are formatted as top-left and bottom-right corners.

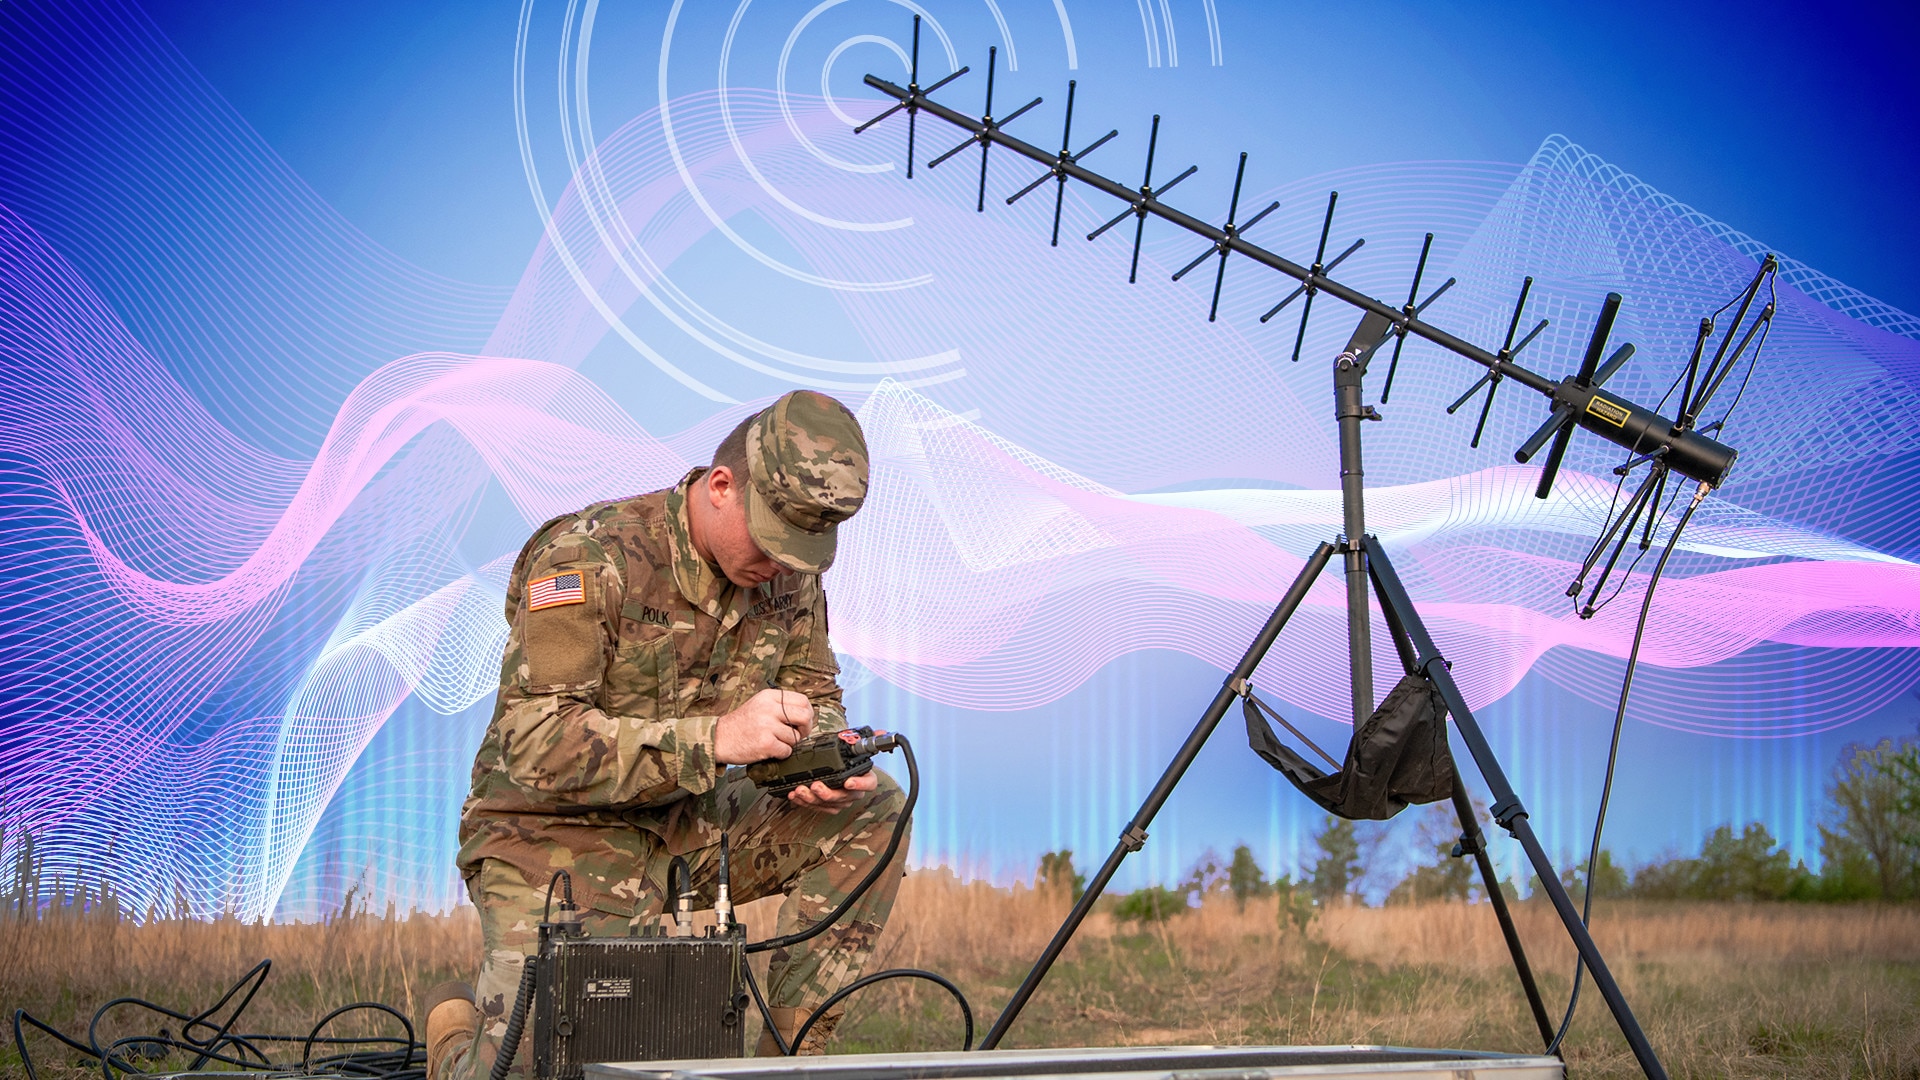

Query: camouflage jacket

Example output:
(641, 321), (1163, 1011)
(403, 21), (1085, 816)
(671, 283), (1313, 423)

(456, 469), (845, 915)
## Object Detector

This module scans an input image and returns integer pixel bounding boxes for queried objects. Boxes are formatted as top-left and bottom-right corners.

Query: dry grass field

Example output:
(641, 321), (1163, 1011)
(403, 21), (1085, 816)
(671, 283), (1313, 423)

(3, 871), (1917, 1079)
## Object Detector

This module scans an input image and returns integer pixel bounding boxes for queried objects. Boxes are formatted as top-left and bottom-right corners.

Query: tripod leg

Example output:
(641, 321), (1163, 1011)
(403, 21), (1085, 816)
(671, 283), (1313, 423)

(1379, 572), (1554, 1048)
(1449, 778), (1555, 1048)
(1363, 537), (1667, 1080)
(977, 541), (1338, 1050)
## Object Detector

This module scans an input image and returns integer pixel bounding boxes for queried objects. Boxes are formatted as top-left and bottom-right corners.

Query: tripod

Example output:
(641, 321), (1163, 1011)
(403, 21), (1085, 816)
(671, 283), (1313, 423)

(977, 314), (1667, 1079)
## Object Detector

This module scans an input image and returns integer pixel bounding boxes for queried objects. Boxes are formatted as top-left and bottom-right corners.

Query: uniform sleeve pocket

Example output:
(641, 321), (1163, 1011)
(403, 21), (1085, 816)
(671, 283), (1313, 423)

(606, 632), (677, 718)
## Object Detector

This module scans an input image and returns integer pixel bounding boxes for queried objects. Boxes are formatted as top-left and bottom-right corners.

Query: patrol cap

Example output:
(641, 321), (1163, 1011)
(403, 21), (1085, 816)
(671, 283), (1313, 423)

(742, 390), (870, 574)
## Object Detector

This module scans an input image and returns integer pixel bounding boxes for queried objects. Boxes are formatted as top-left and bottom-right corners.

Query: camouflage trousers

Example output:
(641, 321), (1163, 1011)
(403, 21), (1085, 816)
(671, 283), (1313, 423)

(443, 768), (907, 1079)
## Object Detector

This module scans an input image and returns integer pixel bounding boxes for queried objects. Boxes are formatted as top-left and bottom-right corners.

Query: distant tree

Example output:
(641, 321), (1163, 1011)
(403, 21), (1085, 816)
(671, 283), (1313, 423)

(1629, 850), (1695, 900)
(1308, 816), (1361, 905)
(1389, 862), (1467, 905)
(1586, 849), (1631, 899)
(1797, 825), (1880, 901)
(1526, 849), (1627, 903)
(1892, 742), (1920, 860)
(1630, 824), (1809, 901)
(1894, 743), (1920, 838)
(1827, 739), (1920, 900)
(1036, 850), (1085, 902)
(1113, 885), (1187, 923)
(1227, 844), (1272, 911)
(1691, 823), (1806, 900)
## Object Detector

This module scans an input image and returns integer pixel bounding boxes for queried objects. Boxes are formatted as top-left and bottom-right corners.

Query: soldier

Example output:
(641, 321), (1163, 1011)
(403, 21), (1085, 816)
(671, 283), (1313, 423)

(423, 391), (906, 1079)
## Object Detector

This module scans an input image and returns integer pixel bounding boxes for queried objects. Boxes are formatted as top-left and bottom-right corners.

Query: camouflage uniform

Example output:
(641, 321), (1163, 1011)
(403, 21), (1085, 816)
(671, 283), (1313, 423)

(443, 393), (902, 1079)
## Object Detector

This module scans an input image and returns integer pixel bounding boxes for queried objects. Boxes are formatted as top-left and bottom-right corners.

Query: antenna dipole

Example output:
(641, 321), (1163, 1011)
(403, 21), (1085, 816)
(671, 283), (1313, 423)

(1445, 277), (1548, 449)
(1170, 152), (1280, 322)
(1006, 80), (1121, 245)
(1379, 233), (1455, 404)
(926, 46), (1043, 212)
(855, 16), (971, 176)
(1083, 116), (1198, 283)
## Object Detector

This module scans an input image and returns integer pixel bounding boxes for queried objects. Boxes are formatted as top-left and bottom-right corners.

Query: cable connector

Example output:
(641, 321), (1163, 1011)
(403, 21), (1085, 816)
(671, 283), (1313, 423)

(714, 833), (734, 933)
(668, 855), (694, 938)
(848, 730), (902, 757)
(544, 869), (583, 938)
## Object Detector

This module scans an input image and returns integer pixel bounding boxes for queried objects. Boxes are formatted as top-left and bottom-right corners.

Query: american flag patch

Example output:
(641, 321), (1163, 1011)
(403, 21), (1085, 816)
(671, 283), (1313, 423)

(527, 571), (586, 611)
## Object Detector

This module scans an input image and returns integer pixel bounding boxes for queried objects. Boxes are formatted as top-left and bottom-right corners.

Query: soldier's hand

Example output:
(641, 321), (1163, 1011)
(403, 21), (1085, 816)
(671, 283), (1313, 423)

(713, 688), (814, 764)
(789, 770), (876, 810)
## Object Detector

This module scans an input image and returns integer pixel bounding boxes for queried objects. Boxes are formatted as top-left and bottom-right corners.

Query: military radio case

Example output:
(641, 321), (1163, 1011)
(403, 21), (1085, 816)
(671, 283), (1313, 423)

(532, 926), (748, 1079)
(745, 725), (878, 797)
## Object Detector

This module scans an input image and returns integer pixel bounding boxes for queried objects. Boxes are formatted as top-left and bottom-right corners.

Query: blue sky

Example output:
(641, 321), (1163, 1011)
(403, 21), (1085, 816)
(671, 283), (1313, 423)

(146, 1), (1920, 315)
(99, 0), (1920, 884)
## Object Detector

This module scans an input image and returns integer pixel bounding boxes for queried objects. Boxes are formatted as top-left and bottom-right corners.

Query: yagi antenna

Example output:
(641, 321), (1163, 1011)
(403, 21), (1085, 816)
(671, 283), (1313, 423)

(856, 54), (1739, 502)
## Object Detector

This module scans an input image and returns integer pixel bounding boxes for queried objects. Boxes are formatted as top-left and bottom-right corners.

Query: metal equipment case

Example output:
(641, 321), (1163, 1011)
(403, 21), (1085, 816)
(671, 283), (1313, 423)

(533, 933), (749, 1080)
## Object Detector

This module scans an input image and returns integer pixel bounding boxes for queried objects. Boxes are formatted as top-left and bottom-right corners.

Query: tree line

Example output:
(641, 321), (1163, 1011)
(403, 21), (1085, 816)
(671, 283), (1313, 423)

(1316, 734), (1918, 905)
(1048, 731), (1919, 918)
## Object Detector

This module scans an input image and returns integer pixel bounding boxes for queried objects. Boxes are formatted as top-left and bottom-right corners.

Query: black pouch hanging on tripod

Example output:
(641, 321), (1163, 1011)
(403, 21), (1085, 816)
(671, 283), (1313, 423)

(1244, 672), (1455, 820)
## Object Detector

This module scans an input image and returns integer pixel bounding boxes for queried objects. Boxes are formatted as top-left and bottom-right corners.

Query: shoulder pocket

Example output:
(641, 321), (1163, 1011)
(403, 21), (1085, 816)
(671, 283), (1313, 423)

(523, 568), (606, 691)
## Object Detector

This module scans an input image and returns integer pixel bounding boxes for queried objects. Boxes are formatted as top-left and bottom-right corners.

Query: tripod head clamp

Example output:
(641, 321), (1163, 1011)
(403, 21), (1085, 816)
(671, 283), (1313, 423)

(1333, 310), (1391, 387)
(1338, 311), (1396, 370)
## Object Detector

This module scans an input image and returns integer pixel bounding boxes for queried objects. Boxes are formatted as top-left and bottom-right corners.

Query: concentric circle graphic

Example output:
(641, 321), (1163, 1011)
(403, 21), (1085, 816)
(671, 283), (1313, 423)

(509, 0), (1102, 395)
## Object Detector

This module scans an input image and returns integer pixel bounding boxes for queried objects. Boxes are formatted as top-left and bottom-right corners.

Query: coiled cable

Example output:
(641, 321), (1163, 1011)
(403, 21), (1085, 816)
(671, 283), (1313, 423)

(12, 733), (963, 1072)
(13, 960), (422, 1080)
(745, 734), (919, 956)
(738, 734), (973, 1054)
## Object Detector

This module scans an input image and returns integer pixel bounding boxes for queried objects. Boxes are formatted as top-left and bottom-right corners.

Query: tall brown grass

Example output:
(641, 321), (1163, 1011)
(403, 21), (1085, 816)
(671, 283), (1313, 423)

(4, 873), (1917, 1078)
(1314, 896), (1920, 969)
(862, 876), (1920, 1076)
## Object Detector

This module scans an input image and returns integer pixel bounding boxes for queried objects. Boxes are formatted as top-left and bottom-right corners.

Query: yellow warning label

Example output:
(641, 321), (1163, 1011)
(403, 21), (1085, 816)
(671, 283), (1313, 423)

(1586, 395), (1631, 429)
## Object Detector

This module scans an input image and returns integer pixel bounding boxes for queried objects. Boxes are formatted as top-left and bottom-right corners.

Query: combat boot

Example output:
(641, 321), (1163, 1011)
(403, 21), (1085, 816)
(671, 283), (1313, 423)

(422, 981), (478, 1080)
(754, 1005), (842, 1056)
